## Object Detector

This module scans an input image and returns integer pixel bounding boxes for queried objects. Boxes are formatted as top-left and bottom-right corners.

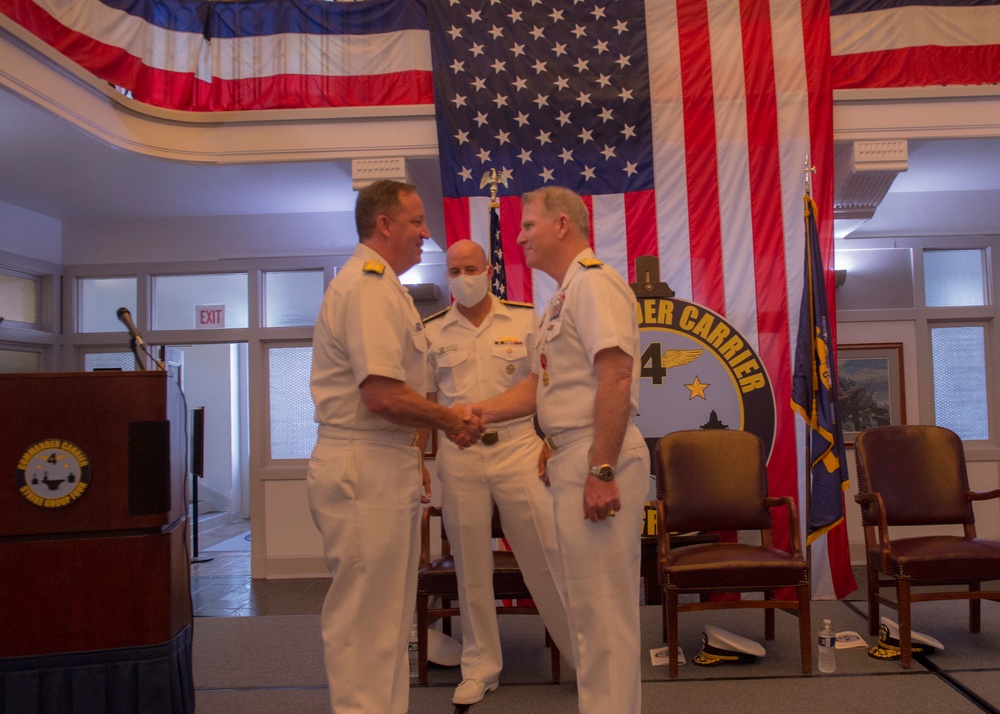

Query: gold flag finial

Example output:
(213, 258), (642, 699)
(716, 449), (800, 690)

(802, 155), (816, 198)
(479, 168), (509, 208)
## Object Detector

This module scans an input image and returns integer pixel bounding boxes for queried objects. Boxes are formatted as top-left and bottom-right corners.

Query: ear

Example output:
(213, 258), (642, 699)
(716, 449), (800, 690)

(556, 213), (571, 240)
(375, 213), (393, 238)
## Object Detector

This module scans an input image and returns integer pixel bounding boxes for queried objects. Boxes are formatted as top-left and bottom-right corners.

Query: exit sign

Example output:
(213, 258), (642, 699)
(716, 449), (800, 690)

(196, 304), (225, 329)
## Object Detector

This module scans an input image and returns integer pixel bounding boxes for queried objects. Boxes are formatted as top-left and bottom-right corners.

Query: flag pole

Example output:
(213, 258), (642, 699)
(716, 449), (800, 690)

(802, 155), (816, 568)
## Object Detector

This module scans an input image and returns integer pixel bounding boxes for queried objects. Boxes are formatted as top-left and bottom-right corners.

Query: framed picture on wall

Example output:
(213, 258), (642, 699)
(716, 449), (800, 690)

(836, 343), (906, 446)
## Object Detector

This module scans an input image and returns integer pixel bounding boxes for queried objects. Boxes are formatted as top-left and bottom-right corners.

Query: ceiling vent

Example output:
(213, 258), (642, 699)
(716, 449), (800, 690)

(351, 158), (409, 190)
(833, 140), (908, 235)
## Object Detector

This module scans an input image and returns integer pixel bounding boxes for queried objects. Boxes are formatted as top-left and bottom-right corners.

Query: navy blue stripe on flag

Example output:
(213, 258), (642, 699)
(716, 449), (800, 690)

(426, 0), (654, 199)
(96, 0), (428, 37)
(831, 0), (1000, 15)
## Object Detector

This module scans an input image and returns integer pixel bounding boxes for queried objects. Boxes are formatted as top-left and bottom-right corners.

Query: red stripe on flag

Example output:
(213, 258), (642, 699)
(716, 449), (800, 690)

(498, 196), (532, 304)
(442, 197), (471, 249)
(833, 44), (1000, 91)
(624, 190), (658, 284)
(677, 0), (726, 314)
(0, 0), (434, 111)
(580, 195), (596, 251)
(739, 0), (795, 559)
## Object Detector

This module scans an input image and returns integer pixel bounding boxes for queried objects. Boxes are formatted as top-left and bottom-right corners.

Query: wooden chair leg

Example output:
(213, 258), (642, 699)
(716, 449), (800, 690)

(442, 598), (453, 637)
(898, 580), (912, 669)
(970, 582), (982, 633)
(667, 589), (680, 679)
(764, 589), (775, 640)
(798, 584), (812, 674)
(544, 629), (561, 683)
(416, 594), (430, 685)
(867, 565), (880, 635)
(661, 589), (668, 641)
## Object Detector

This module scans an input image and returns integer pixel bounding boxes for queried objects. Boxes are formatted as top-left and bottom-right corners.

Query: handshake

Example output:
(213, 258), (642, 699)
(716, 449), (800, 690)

(444, 404), (485, 448)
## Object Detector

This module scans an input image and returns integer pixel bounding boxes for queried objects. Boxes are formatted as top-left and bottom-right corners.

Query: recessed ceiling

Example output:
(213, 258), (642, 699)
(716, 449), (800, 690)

(1, 83), (998, 244)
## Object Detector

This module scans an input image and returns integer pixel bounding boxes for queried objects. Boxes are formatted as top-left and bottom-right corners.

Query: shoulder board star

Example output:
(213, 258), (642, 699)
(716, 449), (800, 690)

(362, 260), (386, 275)
(578, 258), (603, 268)
(422, 306), (452, 323)
(500, 299), (534, 308)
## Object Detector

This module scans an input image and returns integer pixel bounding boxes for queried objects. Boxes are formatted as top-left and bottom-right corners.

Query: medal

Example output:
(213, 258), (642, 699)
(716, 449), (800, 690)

(540, 353), (549, 386)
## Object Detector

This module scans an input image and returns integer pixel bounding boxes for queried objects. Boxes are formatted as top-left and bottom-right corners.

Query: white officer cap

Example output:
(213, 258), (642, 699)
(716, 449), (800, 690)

(868, 617), (944, 660)
(692, 624), (766, 666)
(427, 628), (462, 667)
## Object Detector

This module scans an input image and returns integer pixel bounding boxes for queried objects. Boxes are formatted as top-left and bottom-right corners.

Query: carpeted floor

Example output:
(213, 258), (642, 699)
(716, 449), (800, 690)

(193, 599), (1000, 713)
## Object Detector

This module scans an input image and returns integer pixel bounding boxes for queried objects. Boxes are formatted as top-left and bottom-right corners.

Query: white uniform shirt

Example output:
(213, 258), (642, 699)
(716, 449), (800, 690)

(424, 296), (536, 422)
(534, 247), (641, 434)
(310, 242), (428, 432)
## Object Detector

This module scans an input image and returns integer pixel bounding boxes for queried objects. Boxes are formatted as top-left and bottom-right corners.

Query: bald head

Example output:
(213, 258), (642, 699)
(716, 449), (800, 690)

(446, 239), (489, 276)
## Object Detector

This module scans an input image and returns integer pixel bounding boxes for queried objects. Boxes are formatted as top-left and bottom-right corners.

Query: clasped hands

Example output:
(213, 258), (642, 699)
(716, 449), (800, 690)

(444, 404), (484, 448)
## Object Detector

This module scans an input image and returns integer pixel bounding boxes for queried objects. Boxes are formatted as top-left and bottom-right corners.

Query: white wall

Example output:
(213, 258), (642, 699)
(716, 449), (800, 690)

(0, 200), (61, 264)
(62, 212), (359, 265)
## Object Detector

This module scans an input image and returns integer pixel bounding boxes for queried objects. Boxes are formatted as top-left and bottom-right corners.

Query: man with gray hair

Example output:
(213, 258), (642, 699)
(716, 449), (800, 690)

(476, 186), (648, 712)
(307, 180), (482, 713)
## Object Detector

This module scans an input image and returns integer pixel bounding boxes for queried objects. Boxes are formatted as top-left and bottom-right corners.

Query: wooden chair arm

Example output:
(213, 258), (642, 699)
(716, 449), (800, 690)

(968, 489), (1000, 502)
(765, 496), (803, 559)
(855, 491), (893, 565)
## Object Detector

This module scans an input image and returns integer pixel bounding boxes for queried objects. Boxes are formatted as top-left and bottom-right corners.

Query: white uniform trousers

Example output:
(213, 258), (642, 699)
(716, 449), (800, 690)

(546, 424), (649, 714)
(306, 435), (421, 714)
(438, 428), (575, 683)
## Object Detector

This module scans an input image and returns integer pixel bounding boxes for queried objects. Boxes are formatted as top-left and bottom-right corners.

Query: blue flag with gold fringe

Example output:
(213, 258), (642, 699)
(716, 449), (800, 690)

(791, 195), (850, 543)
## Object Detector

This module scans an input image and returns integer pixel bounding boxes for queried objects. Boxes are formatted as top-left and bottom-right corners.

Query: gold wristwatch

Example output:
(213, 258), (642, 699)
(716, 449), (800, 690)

(588, 464), (615, 482)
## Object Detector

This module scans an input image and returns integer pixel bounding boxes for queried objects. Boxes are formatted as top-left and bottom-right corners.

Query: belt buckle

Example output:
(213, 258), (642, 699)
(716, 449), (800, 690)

(544, 435), (557, 451)
(481, 430), (499, 446)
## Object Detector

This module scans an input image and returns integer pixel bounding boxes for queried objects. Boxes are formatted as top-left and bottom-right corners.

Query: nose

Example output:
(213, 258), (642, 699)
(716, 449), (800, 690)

(516, 230), (527, 245)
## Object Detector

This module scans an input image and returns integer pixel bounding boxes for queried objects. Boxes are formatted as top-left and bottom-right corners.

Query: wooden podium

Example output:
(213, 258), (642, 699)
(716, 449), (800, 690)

(0, 372), (193, 712)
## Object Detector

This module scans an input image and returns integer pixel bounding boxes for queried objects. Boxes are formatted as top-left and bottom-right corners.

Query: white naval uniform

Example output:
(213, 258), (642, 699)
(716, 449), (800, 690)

(307, 242), (427, 714)
(424, 296), (574, 685)
(535, 247), (649, 714)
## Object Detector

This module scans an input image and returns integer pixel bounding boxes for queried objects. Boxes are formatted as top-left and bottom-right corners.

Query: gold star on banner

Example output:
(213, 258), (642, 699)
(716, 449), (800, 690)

(685, 376), (709, 400)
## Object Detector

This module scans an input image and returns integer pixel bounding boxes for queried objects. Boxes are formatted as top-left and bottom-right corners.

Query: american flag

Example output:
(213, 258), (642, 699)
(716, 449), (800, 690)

(831, 0), (1000, 90)
(0, 0), (434, 111)
(489, 206), (508, 299)
(427, 0), (853, 599)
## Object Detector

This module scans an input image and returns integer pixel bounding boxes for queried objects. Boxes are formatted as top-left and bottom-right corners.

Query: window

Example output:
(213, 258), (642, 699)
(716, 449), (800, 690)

(268, 345), (314, 459)
(931, 325), (989, 440)
(84, 352), (137, 372)
(0, 270), (40, 327)
(153, 273), (248, 330)
(924, 249), (986, 307)
(79, 277), (136, 333)
(263, 270), (325, 327)
(0, 347), (41, 373)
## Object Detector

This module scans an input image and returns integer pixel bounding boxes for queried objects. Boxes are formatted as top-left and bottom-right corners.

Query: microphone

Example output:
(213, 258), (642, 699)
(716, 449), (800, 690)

(116, 307), (145, 346)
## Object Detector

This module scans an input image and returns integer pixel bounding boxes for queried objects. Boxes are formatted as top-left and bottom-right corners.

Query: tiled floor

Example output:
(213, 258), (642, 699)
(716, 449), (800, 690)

(190, 517), (328, 617)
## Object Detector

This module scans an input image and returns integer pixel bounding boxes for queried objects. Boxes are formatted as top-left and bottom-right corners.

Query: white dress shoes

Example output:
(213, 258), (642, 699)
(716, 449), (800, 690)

(452, 678), (499, 705)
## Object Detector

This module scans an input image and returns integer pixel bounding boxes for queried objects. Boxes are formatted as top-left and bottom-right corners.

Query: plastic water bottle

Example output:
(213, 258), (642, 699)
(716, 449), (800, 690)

(818, 618), (836, 673)
(408, 623), (419, 679)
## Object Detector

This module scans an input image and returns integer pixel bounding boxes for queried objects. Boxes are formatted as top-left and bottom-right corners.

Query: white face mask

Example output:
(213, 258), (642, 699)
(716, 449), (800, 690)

(448, 271), (490, 307)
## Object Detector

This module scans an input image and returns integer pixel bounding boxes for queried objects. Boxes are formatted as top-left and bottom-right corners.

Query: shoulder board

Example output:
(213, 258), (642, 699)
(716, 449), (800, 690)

(578, 257), (603, 269)
(422, 306), (451, 323)
(362, 260), (386, 275)
(500, 299), (534, 309)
